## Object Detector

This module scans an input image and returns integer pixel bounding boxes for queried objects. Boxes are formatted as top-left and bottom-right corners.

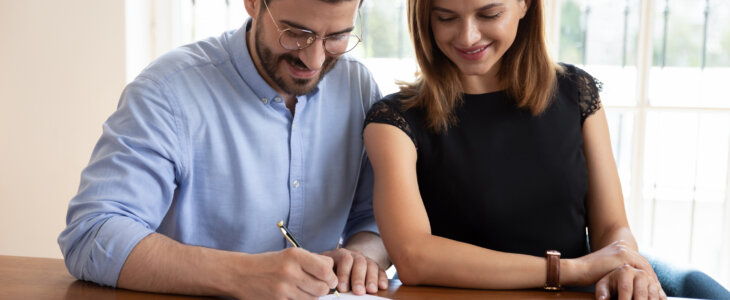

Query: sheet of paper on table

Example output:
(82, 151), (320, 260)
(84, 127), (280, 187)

(319, 292), (391, 300)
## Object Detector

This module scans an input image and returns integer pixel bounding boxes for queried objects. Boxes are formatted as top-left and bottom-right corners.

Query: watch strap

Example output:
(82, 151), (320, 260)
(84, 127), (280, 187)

(544, 250), (561, 290)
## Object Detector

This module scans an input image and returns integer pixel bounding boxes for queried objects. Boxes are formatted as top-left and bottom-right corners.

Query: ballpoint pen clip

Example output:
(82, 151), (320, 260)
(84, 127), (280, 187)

(277, 220), (302, 248)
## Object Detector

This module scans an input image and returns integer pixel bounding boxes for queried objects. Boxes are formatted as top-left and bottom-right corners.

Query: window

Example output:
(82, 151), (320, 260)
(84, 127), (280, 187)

(556, 0), (730, 288)
(355, 0), (416, 95)
(137, 0), (730, 289)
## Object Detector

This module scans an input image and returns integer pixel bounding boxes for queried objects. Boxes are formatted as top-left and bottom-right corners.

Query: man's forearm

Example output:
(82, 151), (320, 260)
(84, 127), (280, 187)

(117, 233), (241, 296)
(343, 231), (390, 269)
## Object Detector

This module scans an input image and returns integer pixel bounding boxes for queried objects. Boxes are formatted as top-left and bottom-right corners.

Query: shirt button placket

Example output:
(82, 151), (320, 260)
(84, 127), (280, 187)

(288, 98), (306, 239)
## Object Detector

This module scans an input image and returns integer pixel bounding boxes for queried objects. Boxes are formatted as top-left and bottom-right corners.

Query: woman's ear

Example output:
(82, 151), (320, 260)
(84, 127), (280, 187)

(520, 0), (531, 19)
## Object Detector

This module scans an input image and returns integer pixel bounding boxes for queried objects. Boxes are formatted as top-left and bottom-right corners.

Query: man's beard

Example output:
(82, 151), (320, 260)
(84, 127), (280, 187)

(255, 23), (338, 96)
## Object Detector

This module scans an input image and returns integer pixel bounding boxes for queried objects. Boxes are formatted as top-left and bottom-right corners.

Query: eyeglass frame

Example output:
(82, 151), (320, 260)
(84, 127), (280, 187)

(262, 0), (363, 55)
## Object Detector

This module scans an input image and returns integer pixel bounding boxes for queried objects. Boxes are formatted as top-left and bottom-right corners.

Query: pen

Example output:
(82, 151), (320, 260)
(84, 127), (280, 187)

(278, 220), (340, 298)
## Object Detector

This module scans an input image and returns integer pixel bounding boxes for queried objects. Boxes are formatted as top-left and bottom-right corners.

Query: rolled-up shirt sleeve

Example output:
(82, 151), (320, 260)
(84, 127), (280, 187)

(58, 75), (185, 287)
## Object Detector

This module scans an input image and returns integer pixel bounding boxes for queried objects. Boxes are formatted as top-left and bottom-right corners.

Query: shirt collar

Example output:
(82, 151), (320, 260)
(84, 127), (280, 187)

(227, 18), (321, 104)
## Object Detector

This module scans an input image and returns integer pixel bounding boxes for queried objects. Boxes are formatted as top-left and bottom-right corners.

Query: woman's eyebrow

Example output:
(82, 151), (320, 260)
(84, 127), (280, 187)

(432, 3), (504, 14)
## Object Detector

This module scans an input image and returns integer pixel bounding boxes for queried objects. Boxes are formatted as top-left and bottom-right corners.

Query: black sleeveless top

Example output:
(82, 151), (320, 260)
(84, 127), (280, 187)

(364, 64), (602, 259)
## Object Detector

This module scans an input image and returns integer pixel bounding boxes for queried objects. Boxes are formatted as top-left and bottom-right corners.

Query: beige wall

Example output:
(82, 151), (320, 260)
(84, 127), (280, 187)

(0, 0), (126, 258)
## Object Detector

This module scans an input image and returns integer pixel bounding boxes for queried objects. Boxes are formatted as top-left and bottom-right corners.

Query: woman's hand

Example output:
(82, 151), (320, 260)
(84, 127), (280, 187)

(567, 240), (657, 286)
(595, 264), (667, 300)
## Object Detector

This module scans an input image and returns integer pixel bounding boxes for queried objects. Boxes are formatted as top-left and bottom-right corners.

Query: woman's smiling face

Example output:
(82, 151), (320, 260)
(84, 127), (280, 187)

(430, 0), (527, 80)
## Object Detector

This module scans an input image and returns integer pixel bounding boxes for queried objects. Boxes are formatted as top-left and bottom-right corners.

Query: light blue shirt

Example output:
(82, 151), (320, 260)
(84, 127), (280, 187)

(58, 21), (381, 287)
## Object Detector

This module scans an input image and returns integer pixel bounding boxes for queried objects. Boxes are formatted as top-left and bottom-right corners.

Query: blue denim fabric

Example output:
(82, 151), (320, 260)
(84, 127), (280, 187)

(648, 256), (730, 300)
(565, 255), (730, 299)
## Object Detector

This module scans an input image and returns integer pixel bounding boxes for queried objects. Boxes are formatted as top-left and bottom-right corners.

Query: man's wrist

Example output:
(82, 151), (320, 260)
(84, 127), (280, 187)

(201, 249), (250, 297)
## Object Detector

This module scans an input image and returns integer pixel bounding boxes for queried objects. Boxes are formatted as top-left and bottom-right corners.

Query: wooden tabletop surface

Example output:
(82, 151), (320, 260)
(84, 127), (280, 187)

(0, 255), (602, 299)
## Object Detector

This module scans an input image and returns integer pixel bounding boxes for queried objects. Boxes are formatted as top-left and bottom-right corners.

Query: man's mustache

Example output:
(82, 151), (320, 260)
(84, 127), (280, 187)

(280, 54), (310, 70)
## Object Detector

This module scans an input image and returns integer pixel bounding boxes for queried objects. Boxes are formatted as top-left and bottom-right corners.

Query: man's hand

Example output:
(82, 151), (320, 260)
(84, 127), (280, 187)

(229, 247), (338, 300)
(321, 248), (388, 295)
(118, 234), (339, 300)
(595, 264), (667, 300)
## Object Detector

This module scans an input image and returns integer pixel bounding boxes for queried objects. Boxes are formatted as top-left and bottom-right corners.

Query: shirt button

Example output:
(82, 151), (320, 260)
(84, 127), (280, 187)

(292, 124), (297, 131)
(261, 98), (269, 104)
(274, 97), (283, 103)
(292, 180), (300, 188)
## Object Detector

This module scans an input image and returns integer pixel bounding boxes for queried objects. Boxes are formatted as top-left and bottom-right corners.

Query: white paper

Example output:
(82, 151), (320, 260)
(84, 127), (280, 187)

(319, 292), (392, 300)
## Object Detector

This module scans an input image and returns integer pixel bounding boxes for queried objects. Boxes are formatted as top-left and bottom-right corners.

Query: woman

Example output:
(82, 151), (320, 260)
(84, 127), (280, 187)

(363, 0), (667, 299)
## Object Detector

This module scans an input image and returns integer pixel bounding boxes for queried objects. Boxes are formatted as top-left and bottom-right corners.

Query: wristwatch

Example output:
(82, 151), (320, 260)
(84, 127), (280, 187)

(544, 250), (562, 290)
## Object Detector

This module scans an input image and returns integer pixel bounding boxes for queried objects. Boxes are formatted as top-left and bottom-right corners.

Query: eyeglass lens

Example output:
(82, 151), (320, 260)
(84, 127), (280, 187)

(279, 29), (360, 54)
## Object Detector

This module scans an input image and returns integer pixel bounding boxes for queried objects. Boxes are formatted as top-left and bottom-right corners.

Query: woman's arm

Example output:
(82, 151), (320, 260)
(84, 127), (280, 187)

(583, 106), (637, 251)
(582, 106), (666, 299)
(364, 123), (556, 288)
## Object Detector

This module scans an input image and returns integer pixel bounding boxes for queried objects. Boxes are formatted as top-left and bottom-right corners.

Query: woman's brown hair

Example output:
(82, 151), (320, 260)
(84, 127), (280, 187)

(400, 0), (560, 132)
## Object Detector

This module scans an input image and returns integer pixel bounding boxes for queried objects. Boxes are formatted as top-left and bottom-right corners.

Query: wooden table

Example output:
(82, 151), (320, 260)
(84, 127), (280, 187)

(0, 255), (610, 299)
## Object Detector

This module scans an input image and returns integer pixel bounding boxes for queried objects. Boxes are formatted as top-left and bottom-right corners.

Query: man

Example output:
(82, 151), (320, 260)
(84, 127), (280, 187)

(58, 0), (389, 298)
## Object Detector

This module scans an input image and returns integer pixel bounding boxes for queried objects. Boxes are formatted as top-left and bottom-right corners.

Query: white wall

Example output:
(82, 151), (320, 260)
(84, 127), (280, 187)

(0, 0), (126, 258)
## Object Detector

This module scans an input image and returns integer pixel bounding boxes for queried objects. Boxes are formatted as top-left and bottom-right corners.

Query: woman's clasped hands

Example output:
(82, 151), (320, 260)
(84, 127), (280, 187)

(566, 241), (667, 300)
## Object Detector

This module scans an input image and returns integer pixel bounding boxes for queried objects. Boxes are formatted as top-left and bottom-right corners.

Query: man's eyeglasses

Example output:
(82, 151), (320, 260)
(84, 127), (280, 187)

(263, 0), (362, 55)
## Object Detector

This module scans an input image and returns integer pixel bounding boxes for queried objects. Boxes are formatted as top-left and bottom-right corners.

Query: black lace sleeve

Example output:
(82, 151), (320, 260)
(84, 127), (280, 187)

(364, 101), (417, 149)
(573, 67), (603, 124)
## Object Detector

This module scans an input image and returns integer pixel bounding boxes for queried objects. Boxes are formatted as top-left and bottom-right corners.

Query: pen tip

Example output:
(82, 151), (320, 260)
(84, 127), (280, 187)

(277, 220), (284, 227)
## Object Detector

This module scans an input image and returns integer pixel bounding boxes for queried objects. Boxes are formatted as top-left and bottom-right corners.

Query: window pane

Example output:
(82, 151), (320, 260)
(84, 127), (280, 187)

(192, 1), (236, 40)
(649, 67), (699, 107)
(649, 0), (730, 108)
(648, 69), (730, 110)
(706, 0), (730, 67)
(225, 1), (247, 32)
(358, 0), (410, 59)
(691, 202), (726, 278)
(605, 110), (635, 202)
(643, 112), (712, 198)
(690, 112), (729, 282)
(695, 113), (730, 195)
(586, 0), (640, 66)
(641, 111), (730, 281)
(558, 0), (640, 106)
(584, 65), (637, 107)
(558, 0), (583, 64)
(652, 0), (704, 67)
(353, 0), (416, 95)
(650, 200), (693, 261)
